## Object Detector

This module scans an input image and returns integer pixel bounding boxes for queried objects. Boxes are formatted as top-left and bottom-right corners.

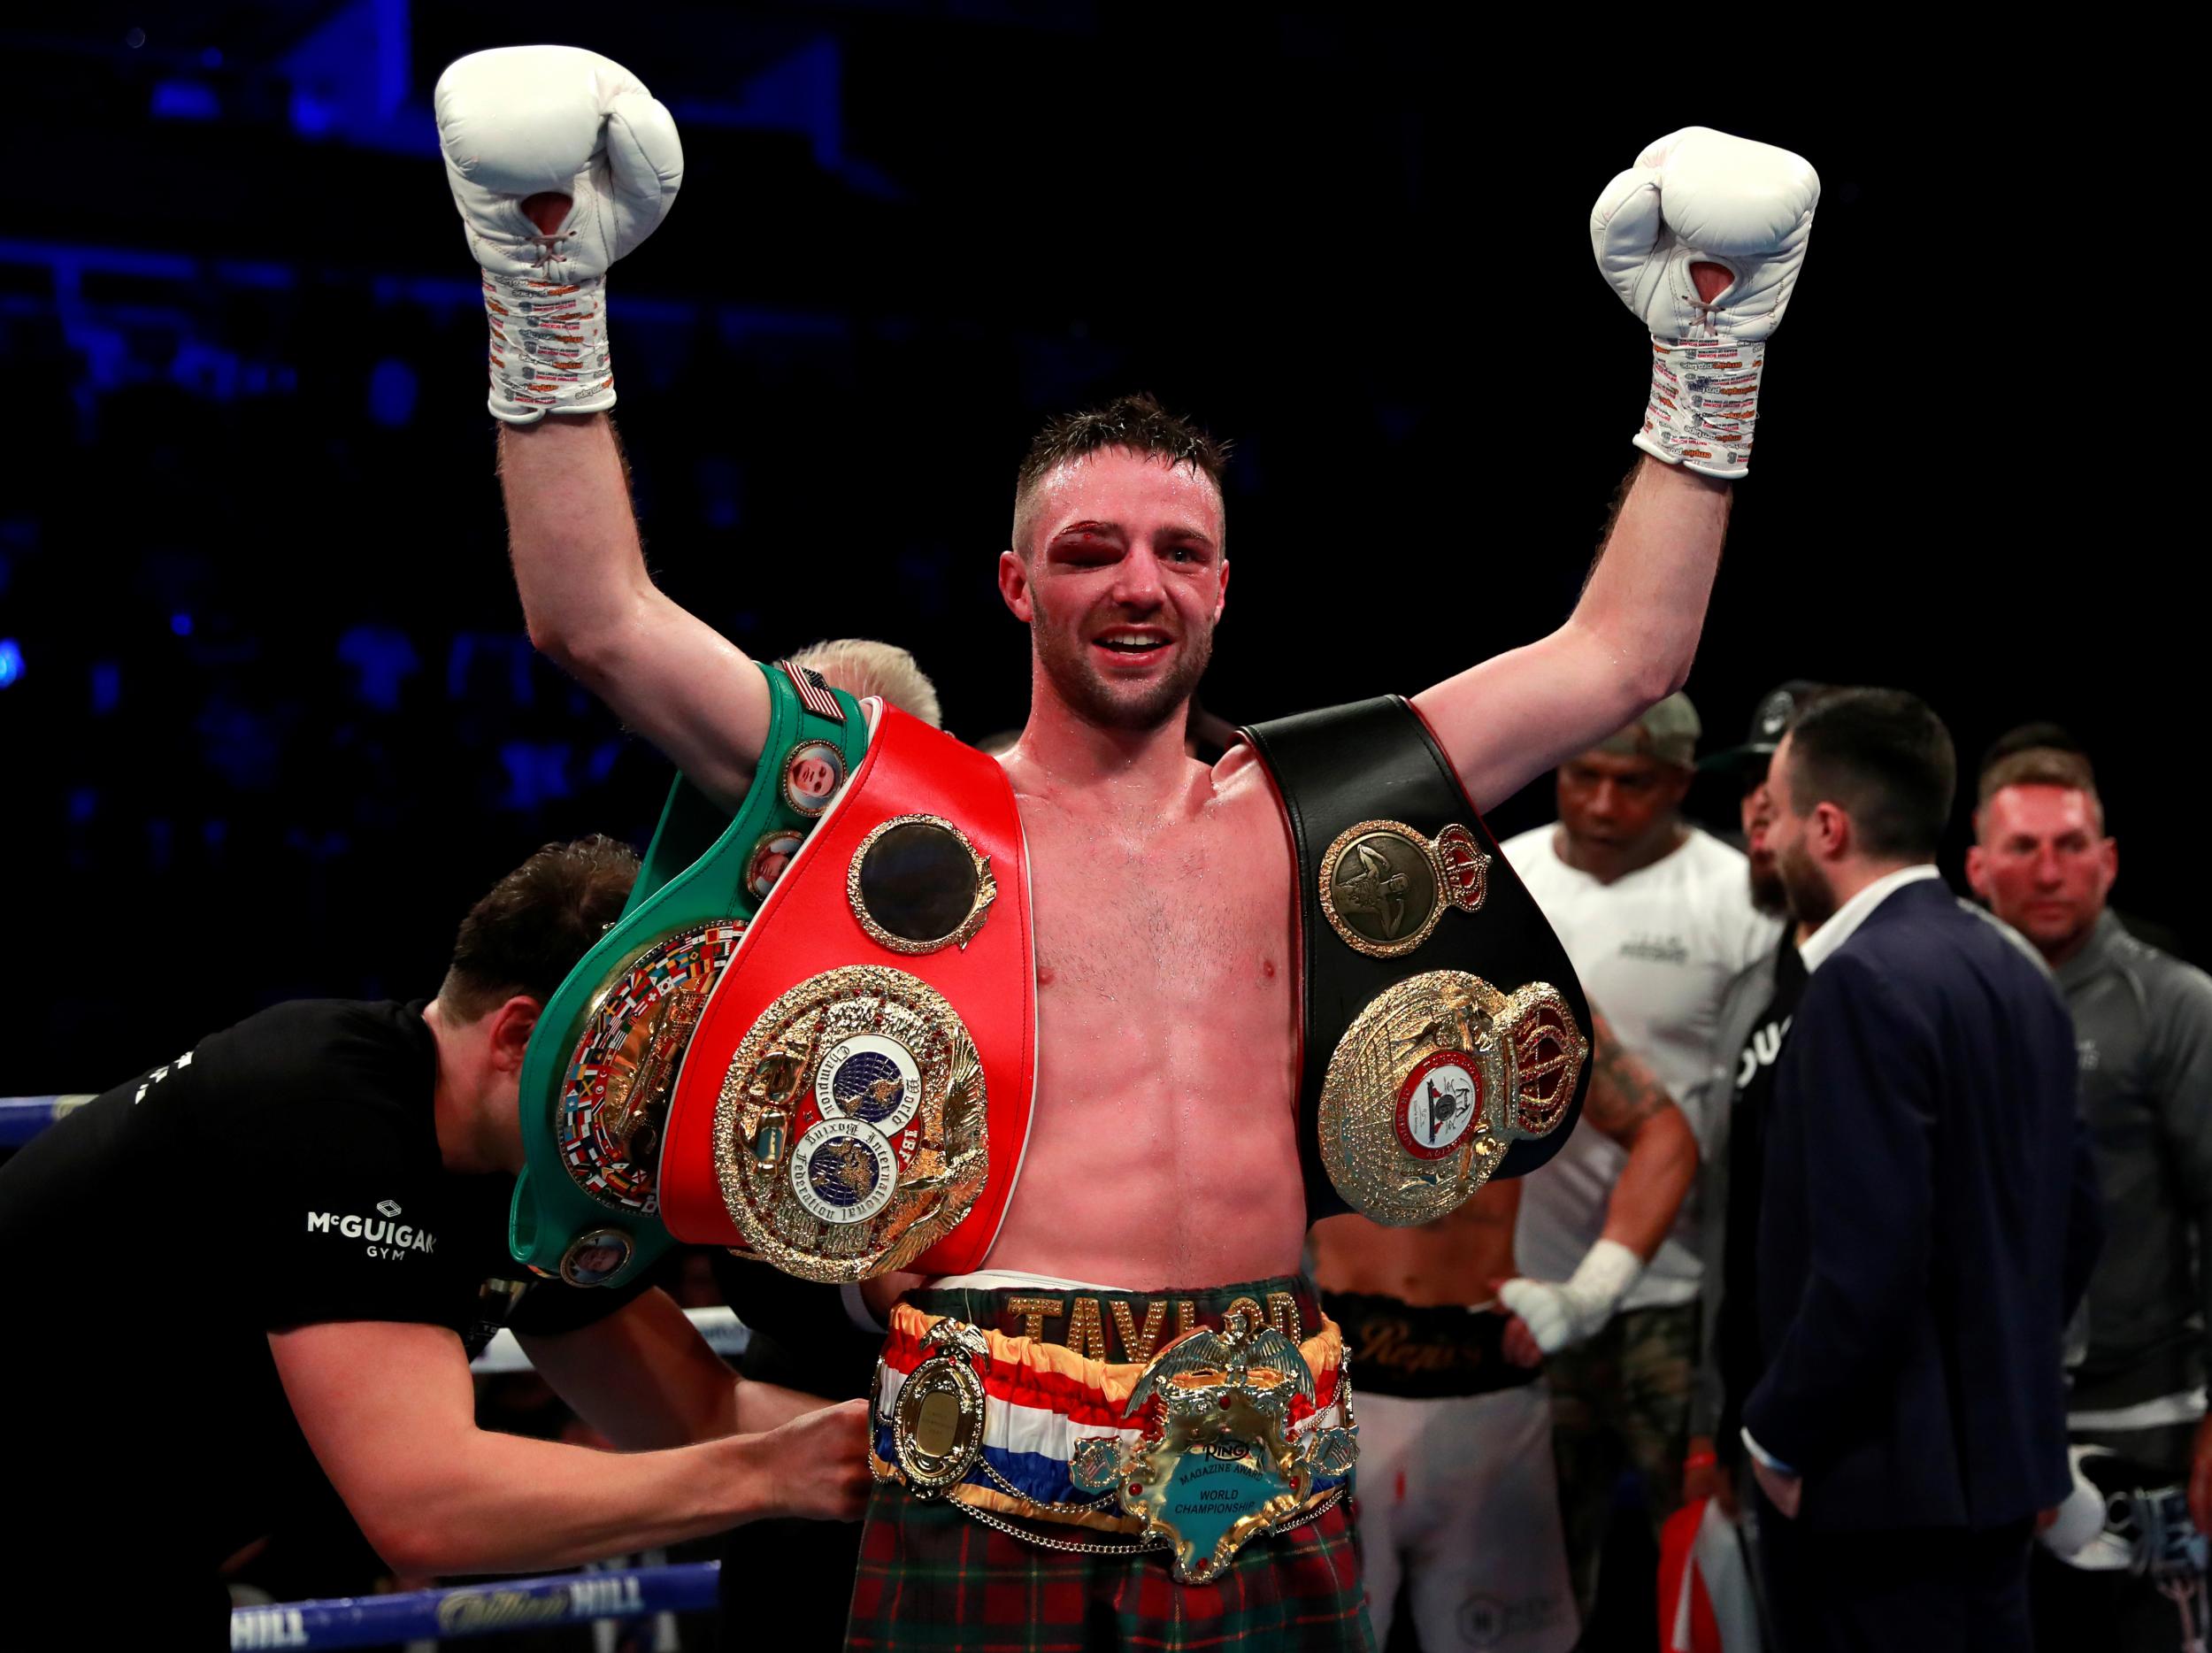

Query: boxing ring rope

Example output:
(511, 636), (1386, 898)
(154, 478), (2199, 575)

(229, 1561), (722, 1648)
(3, 1096), (742, 1646)
(0, 1094), (92, 1146)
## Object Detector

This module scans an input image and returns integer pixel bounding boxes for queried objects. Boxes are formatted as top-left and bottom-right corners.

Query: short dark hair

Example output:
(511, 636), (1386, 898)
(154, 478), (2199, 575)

(1977, 746), (2105, 829)
(1785, 688), (1956, 860)
(1011, 392), (1232, 557)
(1978, 720), (2084, 776)
(439, 835), (641, 1021)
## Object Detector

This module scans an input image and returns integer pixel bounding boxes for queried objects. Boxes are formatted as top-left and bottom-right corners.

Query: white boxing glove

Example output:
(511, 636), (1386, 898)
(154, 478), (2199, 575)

(434, 45), (684, 424)
(1497, 1238), (1642, 1357)
(1591, 127), (1818, 481)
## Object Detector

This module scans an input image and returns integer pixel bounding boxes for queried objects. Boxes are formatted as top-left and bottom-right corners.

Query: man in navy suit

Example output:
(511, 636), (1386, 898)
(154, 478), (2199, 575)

(1741, 688), (2102, 1650)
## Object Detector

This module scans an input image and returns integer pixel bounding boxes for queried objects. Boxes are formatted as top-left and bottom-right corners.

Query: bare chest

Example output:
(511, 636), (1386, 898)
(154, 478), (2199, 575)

(979, 782), (1307, 1280)
(1018, 793), (1295, 1030)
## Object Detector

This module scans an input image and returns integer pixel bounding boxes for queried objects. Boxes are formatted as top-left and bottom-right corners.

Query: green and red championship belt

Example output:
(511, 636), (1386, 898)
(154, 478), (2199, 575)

(508, 659), (870, 1289)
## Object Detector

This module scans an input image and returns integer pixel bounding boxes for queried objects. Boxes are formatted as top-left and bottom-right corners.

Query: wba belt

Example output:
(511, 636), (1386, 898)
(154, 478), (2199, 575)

(656, 706), (1036, 1280)
(508, 660), (868, 1291)
(1240, 696), (1593, 1225)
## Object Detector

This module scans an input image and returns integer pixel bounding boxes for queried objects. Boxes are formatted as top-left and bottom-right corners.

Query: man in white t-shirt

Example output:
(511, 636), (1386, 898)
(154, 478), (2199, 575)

(1495, 691), (1784, 1621)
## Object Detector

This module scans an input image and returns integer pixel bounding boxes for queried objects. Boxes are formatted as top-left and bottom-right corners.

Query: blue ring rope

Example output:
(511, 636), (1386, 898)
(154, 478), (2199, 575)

(0, 1095), (92, 1147)
(229, 1560), (720, 1648)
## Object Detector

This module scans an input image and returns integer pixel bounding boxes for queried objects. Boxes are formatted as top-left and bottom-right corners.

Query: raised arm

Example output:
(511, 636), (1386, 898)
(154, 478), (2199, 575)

(1414, 460), (1728, 813)
(1413, 127), (1818, 814)
(437, 47), (770, 808)
(500, 414), (770, 807)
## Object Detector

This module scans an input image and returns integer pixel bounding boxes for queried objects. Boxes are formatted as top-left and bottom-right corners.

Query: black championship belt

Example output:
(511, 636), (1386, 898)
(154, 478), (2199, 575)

(1240, 696), (1592, 1226)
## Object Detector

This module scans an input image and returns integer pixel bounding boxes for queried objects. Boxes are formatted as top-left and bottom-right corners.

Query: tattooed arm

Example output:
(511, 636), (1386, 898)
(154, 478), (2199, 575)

(1583, 1010), (1699, 1262)
(1496, 1009), (1699, 1365)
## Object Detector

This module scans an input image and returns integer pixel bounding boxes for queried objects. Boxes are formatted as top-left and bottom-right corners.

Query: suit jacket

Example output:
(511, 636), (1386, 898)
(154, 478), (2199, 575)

(1743, 877), (2103, 1532)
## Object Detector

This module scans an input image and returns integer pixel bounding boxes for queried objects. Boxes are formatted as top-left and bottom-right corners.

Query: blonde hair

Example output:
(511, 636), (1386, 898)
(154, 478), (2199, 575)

(789, 638), (943, 730)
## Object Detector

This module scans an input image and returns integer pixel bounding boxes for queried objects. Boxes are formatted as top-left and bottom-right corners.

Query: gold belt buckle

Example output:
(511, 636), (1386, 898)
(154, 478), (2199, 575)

(888, 1320), (990, 1495)
(1068, 1309), (1357, 1584)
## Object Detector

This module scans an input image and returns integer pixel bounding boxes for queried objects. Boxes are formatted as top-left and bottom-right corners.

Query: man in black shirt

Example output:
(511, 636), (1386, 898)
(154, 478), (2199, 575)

(0, 837), (870, 1648)
(1686, 682), (1818, 1525)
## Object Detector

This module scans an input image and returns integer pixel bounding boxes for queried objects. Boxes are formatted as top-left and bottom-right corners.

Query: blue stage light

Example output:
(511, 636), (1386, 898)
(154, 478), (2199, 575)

(152, 79), (220, 119)
(368, 358), (419, 427)
(0, 639), (22, 688)
(170, 611), (194, 637)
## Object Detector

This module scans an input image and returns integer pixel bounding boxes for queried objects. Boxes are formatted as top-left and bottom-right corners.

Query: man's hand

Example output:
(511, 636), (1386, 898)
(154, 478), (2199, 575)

(751, 1398), (875, 1523)
(1750, 1455), (1802, 1520)
(1493, 1239), (1642, 1359)
(1496, 1302), (1545, 1370)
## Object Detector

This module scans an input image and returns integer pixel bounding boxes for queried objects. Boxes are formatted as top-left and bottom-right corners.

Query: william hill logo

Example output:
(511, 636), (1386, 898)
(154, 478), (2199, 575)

(306, 1199), (436, 1260)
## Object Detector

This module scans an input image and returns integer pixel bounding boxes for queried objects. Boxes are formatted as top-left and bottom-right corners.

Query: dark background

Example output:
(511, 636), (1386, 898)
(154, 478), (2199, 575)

(0, 4), (2162, 1094)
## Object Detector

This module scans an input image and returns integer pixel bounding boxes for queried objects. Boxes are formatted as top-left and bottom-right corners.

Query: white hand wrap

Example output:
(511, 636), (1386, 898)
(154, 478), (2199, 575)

(434, 45), (683, 425)
(480, 270), (613, 423)
(1497, 1239), (1643, 1356)
(2037, 1447), (2110, 1559)
(1591, 127), (1818, 480)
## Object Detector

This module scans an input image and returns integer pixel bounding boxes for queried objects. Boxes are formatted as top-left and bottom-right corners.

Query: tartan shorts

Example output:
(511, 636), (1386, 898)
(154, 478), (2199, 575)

(843, 1479), (1372, 1652)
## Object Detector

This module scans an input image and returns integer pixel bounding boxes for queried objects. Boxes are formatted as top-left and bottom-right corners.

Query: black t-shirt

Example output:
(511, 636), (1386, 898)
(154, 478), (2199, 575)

(0, 998), (634, 1572)
(1714, 938), (1807, 1465)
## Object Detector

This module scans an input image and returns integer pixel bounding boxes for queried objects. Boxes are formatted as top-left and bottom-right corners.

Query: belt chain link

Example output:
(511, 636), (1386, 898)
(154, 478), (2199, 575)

(949, 1484), (1347, 1558)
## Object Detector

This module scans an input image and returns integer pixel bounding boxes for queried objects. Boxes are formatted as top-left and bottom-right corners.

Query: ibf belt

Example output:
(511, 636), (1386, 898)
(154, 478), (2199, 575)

(508, 661), (868, 1291)
(872, 1303), (1355, 1584)
(1239, 696), (1593, 1225)
(656, 708), (1035, 1281)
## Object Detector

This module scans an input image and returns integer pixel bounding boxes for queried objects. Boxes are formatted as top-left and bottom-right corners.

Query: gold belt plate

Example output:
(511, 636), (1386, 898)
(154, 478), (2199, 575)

(1069, 1310), (1358, 1585)
(1317, 819), (1491, 958)
(888, 1320), (992, 1495)
(560, 921), (748, 1213)
(1317, 970), (1588, 1225)
(712, 965), (988, 1282)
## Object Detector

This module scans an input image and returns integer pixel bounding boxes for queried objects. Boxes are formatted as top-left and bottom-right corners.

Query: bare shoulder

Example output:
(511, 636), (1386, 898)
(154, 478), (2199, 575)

(1209, 741), (1272, 804)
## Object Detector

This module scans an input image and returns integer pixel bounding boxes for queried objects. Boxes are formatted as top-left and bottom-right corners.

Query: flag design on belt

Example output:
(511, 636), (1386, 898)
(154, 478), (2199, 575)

(870, 1307), (1350, 1514)
(781, 661), (844, 722)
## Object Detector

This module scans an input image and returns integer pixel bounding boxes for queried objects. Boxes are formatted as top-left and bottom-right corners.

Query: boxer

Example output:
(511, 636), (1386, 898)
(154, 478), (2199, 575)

(432, 45), (1816, 1649)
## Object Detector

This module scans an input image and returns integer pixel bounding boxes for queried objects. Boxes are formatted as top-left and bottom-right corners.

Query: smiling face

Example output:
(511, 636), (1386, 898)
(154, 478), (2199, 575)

(1000, 447), (1228, 733)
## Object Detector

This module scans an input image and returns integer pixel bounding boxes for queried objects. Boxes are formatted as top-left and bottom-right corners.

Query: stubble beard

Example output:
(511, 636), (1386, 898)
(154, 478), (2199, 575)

(1747, 858), (1791, 919)
(1777, 834), (1836, 931)
(1030, 609), (1214, 734)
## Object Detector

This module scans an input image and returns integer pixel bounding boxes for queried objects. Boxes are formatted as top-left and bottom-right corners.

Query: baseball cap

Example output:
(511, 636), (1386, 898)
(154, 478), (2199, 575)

(1699, 680), (1825, 777)
(1594, 692), (1701, 768)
